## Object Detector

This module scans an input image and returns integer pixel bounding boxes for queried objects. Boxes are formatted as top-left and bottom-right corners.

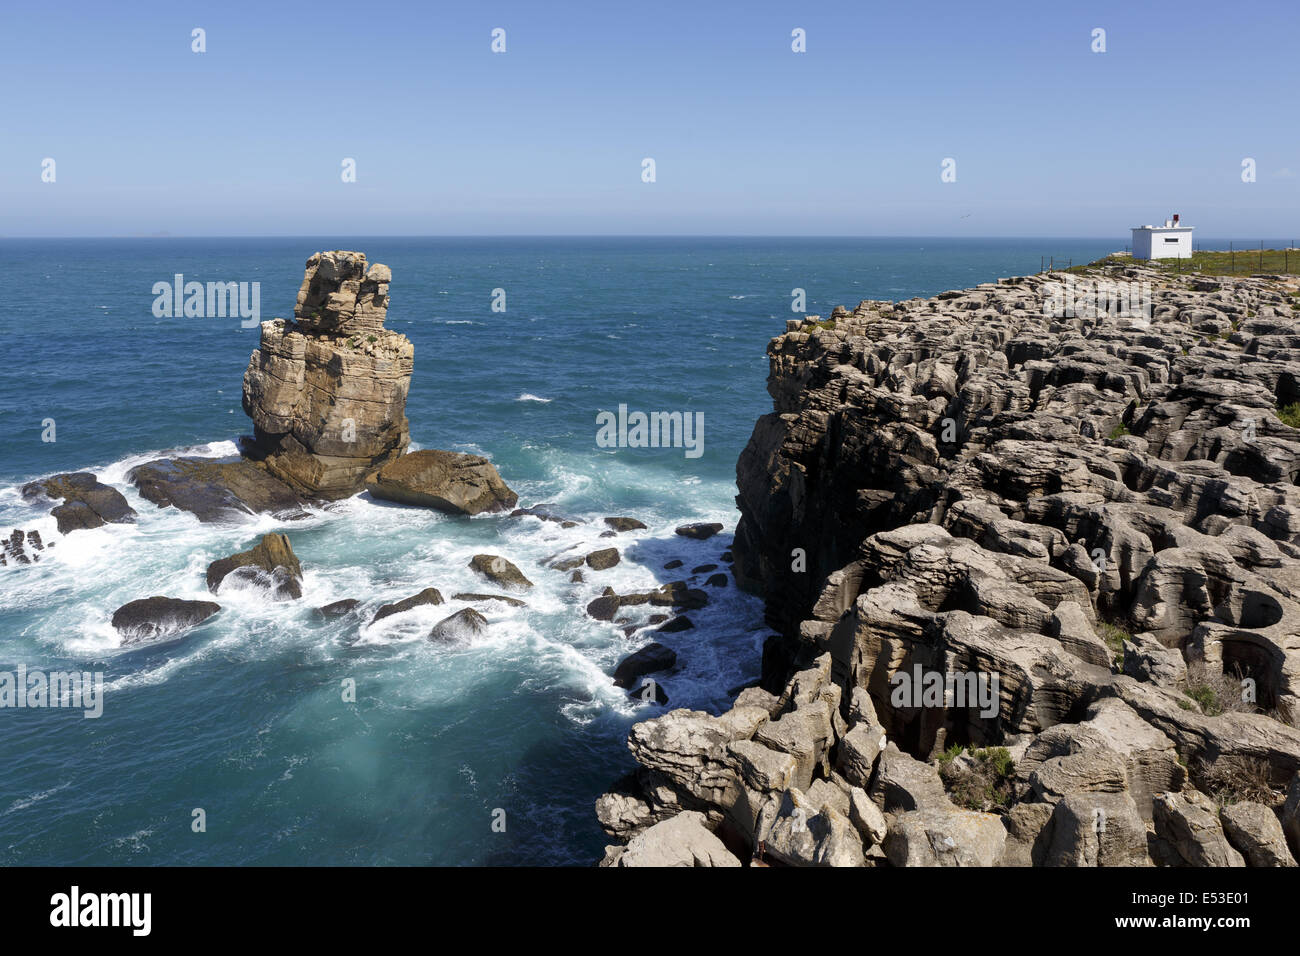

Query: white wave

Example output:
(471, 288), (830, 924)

(516, 393), (552, 403)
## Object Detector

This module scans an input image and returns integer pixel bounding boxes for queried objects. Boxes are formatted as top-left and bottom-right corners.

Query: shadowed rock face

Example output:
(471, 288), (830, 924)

(242, 251), (413, 499)
(111, 596), (222, 645)
(366, 450), (517, 515)
(21, 472), (137, 533)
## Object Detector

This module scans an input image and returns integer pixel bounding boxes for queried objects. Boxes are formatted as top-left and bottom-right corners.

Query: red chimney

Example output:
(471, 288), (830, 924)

(1173, 213), (1180, 225)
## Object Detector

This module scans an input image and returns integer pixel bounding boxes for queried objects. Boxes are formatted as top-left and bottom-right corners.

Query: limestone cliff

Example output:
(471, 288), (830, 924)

(598, 261), (1300, 868)
(242, 251), (413, 499)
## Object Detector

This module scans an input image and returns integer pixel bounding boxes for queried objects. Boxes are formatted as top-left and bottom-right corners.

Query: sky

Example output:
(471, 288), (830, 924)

(1, 0), (1297, 238)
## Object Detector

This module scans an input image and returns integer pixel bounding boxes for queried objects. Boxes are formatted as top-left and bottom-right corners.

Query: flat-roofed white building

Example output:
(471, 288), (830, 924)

(1132, 214), (1194, 260)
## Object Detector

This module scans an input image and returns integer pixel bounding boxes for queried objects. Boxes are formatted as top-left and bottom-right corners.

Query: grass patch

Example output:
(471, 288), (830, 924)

(1097, 623), (1130, 665)
(1277, 402), (1300, 428)
(1108, 422), (1131, 441)
(937, 746), (1016, 813)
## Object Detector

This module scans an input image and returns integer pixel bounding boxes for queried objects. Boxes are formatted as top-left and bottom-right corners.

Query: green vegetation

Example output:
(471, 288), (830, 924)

(1277, 402), (1300, 428)
(938, 745), (1016, 813)
(808, 318), (837, 331)
(1068, 248), (1300, 277)
(1186, 682), (1222, 716)
(1097, 623), (1130, 666)
(1108, 422), (1130, 441)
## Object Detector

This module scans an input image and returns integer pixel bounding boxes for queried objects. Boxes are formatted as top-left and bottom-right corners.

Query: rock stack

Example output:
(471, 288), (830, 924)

(242, 251), (414, 499)
(598, 262), (1300, 867)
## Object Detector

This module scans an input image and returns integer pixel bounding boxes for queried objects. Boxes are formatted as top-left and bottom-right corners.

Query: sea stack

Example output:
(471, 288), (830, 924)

(242, 251), (413, 499)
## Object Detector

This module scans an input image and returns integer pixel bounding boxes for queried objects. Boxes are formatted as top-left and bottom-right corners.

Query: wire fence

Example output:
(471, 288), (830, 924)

(1039, 241), (1300, 276)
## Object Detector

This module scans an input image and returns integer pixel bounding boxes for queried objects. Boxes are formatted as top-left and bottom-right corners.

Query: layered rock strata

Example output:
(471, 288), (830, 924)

(598, 262), (1300, 867)
(242, 251), (413, 499)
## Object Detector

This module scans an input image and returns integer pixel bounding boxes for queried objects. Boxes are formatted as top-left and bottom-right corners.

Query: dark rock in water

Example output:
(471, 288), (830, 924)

(428, 607), (489, 643)
(648, 614), (668, 624)
(586, 548), (621, 571)
(630, 681), (669, 705)
(605, 517), (648, 532)
(548, 555), (586, 572)
(315, 598), (360, 618)
(663, 560), (684, 570)
(128, 456), (306, 523)
(675, 522), (723, 540)
(372, 587), (444, 623)
(3, 529), (35, 565)
(705, 573), (729, 588)
(26, 531), (43, 550)
(569, 570), (585, 583)
(22, 472), (137, 533)
(655, 616), (695, 633)
(613, 643), (677, 688)
(510, 504), (581, 526)
(691, 564), (718, 574)
(111, 596), (221, 645)
(586, 594), (621, 621)
(207, 533), (303, 600)
(365, 449), (517, 515)
(599, 530), (617, 538)
(469, 554), (533, 590)
(452, 592), (528, 608)
(720, 550), (733, 562)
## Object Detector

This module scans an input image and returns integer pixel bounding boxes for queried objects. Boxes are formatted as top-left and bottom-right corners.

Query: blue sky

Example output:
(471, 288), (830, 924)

(2, 0), (1297, 237)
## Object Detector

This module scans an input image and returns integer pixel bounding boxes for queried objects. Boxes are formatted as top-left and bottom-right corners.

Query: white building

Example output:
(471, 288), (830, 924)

(1132, 215), (1194, 260)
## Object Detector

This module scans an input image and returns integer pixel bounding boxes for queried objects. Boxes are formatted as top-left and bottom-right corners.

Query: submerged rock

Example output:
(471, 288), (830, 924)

(604, 517), (647, 532)
(585, 547), (620, 571)
(21, 472), (136, 533)
(372, 587), (445, 623)
(315, 598), (360, 618)
(206, 533), (303, 600)
(111, 596), (222, 645)
(613, 643), (677, 688)
(428, 607), (489, 643)
(452, 592), (528, 608)
(366, 449), (517, 515)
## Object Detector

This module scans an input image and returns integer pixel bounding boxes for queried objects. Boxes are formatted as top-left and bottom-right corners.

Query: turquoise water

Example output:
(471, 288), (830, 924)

(0, 236), (1121, 865)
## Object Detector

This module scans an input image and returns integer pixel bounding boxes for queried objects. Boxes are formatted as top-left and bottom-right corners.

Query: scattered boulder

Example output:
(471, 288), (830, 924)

(111, 596), (221, 645)
(206, 532), (303, 600)
(585, 548), (620, 571)
(468, 554), (533, 590)
(315, 598), (360, 617)
(675, 522), (723, 540)
(372, 587), (445, 623)
(663, 559), (683, 570)
(21, 472), (137, 533)
(1152, 791), (1246, 867)
(428, 607), (489, 644)
(604, 517), (647, 532)
(613, 644), (677, 689)
(365, 450), (517, 515)
(883, 805), (1006, 867)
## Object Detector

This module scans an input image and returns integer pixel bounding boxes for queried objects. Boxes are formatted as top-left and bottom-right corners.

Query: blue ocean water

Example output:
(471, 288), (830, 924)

(0, 236), (1122, 865)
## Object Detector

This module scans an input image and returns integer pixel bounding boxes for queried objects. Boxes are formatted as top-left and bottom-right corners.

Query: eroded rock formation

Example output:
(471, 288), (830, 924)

(243, 251), (413, 499)
(598, 261), (1300, 867)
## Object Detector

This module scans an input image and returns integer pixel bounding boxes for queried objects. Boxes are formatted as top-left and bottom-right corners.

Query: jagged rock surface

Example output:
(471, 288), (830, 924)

(243, 251), (413, 499)
(597, 263), (1300, 866)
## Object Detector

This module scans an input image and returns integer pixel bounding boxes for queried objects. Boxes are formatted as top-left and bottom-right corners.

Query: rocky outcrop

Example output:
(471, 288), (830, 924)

(206, 533), (303, 600)
(372, 587), (444, 623)
(111, 596), (222, 645)
(128, 456), (305, 523)
(21, 472), (136, 533)
(365, 450), (517, 515)
(428, 607), (488, 643)
(242, 251), (413, 499)
(468, 554), (532, 590)
(597, 262), (1300, 866)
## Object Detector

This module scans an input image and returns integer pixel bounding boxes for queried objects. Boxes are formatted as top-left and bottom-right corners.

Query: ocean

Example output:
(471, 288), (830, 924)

(0, 236), (1123, 865)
